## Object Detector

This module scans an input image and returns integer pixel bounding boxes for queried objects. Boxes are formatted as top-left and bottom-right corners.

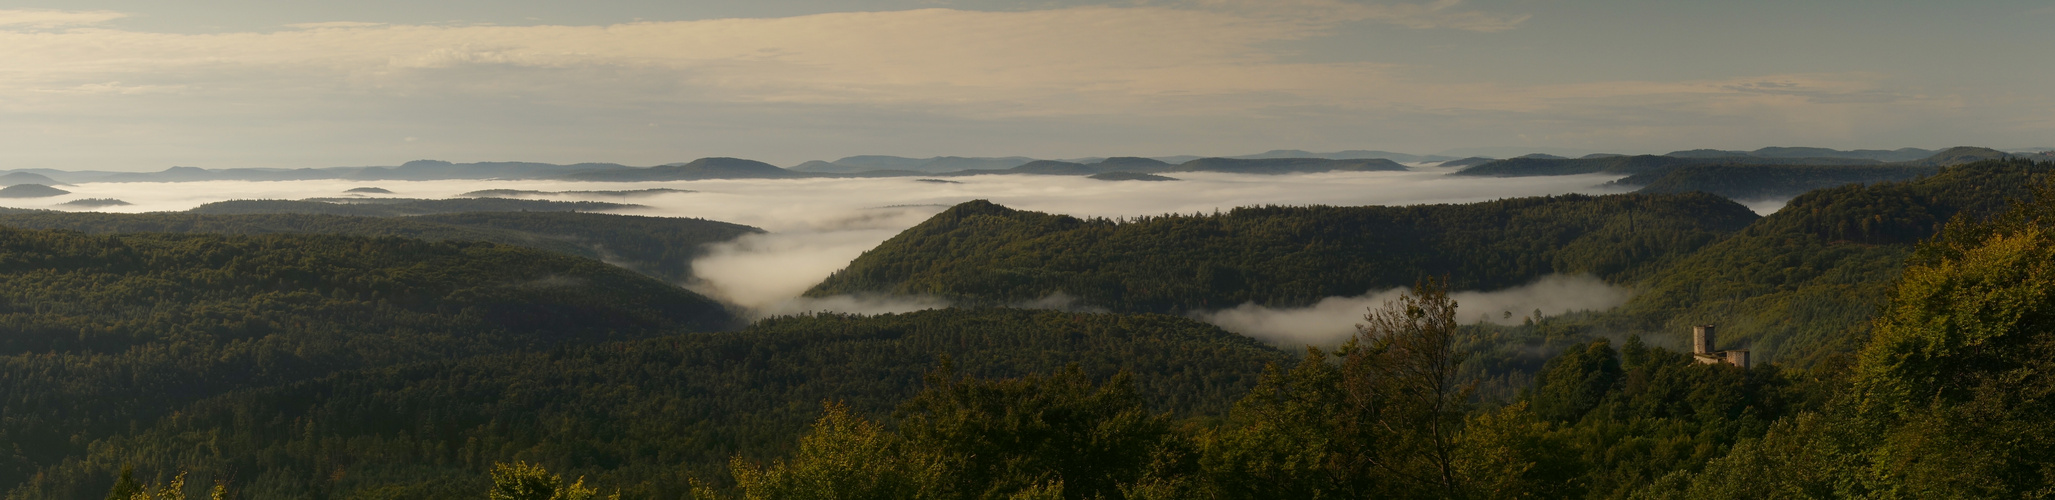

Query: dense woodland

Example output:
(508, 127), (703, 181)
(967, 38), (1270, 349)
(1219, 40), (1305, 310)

(0, 212), (759, 285)
(3, 159), (2054, 498)
(0, 228), (735, 497)
(1615, 160), (2055, 365)
(8, 309), (1285, 499)
(1616, 164), (1936, 200)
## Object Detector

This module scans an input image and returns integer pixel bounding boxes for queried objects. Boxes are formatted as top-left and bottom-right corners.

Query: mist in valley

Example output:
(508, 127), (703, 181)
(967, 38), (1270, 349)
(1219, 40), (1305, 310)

(6, 169), (1641, 331)
(1197, 274), (1633, 347)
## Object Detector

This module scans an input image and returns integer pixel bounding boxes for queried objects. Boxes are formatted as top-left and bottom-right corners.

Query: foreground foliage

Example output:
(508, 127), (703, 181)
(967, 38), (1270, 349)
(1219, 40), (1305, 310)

(694, 282), (1799, 499)
(13, 309), (1284, 499)
(0, 228), (733, 497)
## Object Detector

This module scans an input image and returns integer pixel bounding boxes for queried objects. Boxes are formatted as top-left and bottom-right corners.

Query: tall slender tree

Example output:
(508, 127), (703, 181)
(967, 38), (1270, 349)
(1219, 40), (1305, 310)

(1342, 277), (1473, 498)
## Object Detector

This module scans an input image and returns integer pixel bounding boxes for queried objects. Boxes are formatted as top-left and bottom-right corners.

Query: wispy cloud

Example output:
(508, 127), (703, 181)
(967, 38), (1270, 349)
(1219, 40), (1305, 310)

(0, 9), (126, 29)
(0, 7), (1906, 121)
(0, 5), (2027, 169)
(1190, 0), (1530, 32)
(1198, 274), (1632, 347)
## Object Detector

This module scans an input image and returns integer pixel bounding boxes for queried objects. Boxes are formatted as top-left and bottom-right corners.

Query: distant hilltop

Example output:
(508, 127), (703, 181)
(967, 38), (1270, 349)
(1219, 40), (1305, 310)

(1450, 146), (2021, 178)
(2, 146), (2043, 183)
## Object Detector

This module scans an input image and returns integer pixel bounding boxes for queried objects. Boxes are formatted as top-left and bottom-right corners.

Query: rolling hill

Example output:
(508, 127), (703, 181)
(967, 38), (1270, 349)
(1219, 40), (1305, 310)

(0, 211), (760, 285)
(1616, 164), (1938, 200)
(566, 157), (804, 181)
(807, 193), (1757, 312)
(1613, 159), (2055, 364)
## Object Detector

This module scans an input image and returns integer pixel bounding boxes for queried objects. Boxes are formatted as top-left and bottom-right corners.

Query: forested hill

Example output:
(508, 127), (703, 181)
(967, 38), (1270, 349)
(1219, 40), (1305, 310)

(807, 193), (1758, 312)
(1451, 152), (1945, 178)
(1454, 149), (2017, 203)
(0, 211), (761, 285)
(0, 228), (736, 495)
(1616, 159), (2055, 365)
(5, 308), (1286, 499)
(1615, 164), (1937, 200)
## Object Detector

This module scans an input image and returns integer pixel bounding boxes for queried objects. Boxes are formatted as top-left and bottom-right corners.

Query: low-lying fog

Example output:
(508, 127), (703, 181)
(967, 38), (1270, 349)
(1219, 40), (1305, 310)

(10, 168), (1642, 344)
(1200, 274), (1632, 347)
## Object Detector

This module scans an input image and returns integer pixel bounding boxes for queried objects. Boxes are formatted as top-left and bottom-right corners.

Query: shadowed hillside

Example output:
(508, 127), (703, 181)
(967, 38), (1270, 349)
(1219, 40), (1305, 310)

(0, 227), (738, 495)
(5, 309), (1285, 499)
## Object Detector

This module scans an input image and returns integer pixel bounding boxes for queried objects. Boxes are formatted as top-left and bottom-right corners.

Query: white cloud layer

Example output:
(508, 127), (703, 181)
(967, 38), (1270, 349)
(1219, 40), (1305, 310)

(1198, 274), (1633, 348)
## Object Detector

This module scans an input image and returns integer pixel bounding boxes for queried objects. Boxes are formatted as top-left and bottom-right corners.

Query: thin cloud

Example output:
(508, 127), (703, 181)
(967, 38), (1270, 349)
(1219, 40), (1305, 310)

(0, 5), (2028, 169)
(1197, 274), (1633, 348)
(0, 9), (127, 29)
(1190, 0), (1530, 32)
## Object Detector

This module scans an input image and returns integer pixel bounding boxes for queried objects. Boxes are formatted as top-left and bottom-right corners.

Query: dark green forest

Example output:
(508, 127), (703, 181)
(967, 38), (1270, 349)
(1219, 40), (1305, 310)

(1615, 160), (2055, 365)
(1454, 156), (1898, 180)
(7, 159), (2055, 499)
(1617, 164), (1936, 200)
(0, 228), (735, 497)
(8, 309), (1285, 499)
(0, 211), (759, 285)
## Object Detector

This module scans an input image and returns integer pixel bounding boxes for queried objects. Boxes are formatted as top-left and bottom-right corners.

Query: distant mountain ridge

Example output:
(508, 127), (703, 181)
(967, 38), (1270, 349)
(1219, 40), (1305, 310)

(0, 172), (63, 186)
(1665, 146), (1937, 162)
(565, 157), (799, 182)
(1454, 146), (2018, 178)
(0, 146), (2002, 183)
(793, 149), (1452, 174)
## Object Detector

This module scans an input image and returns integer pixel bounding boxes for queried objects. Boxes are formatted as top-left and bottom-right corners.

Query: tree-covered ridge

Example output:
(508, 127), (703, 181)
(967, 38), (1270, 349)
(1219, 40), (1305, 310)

(1646, 175), (2055, 498)
(1616, 159), (2055, 365)
(6, 308), (1286, 499)
(1450, 155), (1712, 177)
(1169, 157), (1405, 174)
(1618, 164), (1937, 200)
(0, 211), (761, 285)
(1452, 148), (1999, 179)
(808, 193), (1757, 312)
(0, 227), (735, 497)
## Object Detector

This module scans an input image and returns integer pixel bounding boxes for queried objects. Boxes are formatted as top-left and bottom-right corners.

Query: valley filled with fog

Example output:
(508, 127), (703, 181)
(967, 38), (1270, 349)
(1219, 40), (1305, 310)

(11, 168), (1643, 345)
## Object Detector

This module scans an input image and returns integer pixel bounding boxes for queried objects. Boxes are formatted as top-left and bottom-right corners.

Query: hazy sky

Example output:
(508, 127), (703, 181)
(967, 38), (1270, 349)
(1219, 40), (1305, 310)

(2, 1), (2048, 170)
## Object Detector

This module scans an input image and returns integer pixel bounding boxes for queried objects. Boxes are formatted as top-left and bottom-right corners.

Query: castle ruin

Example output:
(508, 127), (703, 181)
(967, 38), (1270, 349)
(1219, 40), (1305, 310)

(1691, 325), (1750, 368)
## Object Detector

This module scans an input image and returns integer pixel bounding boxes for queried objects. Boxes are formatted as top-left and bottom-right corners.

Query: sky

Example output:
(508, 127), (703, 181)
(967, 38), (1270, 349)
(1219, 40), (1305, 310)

(1, 0), (2049, 170)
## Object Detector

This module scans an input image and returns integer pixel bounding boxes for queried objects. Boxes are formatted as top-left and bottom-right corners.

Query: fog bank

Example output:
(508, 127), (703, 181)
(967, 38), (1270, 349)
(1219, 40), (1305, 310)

(1198, 274), (1633, 348)
(3, 170), (1635, 317)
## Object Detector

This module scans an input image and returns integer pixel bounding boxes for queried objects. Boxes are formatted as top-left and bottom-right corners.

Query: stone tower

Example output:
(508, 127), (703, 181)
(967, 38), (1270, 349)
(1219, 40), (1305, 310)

(1691, 324), (1748, 368)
